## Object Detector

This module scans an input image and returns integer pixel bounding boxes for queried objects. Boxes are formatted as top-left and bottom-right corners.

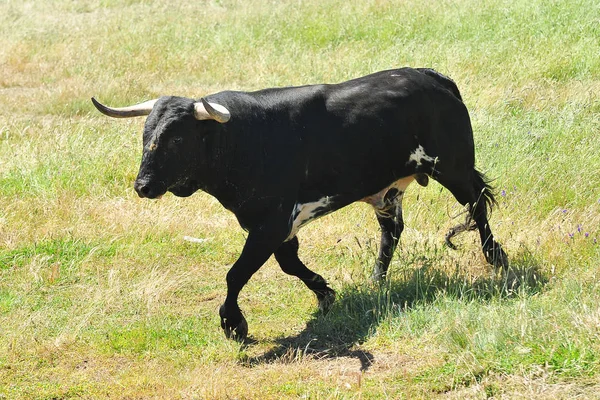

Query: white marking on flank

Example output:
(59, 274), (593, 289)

(286, 197), (332, 241)
(407, 145), (436, 167)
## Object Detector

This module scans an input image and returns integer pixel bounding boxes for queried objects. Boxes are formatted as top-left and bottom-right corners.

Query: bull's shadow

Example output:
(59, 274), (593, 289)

(242, 249), (547, 370)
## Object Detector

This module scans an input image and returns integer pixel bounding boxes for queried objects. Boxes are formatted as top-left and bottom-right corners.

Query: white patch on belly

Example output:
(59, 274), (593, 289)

(361, 176), (415, 210)
(286, 197), (332, 241)
(407, 145), (436, 166)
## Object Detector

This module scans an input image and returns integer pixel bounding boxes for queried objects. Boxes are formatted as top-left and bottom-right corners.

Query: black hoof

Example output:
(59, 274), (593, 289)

(485, 242), (509, 269)
(317, 289), (336, 314)
(219, 305), (248, 342)
(371, 269), (387, 284)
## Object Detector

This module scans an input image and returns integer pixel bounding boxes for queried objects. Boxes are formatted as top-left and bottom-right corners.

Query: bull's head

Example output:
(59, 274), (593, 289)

(92, 96), (230, 199)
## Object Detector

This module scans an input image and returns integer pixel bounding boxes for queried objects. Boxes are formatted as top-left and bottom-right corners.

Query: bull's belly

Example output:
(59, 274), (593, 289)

(285, 174), (425, 241)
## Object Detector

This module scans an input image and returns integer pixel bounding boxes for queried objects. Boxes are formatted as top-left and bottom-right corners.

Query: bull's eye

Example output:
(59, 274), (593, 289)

(172, 137), (183, 145)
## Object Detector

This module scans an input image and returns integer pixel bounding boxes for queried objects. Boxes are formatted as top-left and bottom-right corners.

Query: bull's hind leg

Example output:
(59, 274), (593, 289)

(372, 202), (404, 282)
(274, 237), (336, 313)
(438, 170), (508, 268)
(369, 175), (427, 282)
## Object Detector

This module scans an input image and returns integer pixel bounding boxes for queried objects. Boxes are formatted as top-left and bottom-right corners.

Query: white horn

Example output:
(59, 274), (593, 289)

(91, 97), (158, 118)
(194, 98), (230, 123)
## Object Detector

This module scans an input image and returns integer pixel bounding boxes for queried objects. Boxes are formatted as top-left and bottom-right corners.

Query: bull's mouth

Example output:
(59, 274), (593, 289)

(134, 180), (167, 199)
(168, 179), (199, 197)
(135, 178), (198, 199)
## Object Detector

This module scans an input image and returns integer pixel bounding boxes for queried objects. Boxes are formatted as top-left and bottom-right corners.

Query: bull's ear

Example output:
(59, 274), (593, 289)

(194, 99), (230, 123)
(91, 97), (157, 118)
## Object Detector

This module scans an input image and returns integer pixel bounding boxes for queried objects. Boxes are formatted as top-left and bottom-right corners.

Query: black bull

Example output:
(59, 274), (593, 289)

(92, 67), (508, 341)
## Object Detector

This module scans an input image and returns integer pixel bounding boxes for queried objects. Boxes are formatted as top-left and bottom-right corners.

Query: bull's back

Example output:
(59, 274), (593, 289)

(297, 68), (470, 197)
(219, 68), (473, 203)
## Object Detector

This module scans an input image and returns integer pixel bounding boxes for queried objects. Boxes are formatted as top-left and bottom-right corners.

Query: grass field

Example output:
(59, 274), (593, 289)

(1, 0), (599, 398)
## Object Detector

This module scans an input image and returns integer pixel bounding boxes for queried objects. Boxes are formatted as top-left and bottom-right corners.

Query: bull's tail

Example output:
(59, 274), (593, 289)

(474, 169), (497, 214)
(417, 68), (463, 101)
(445, 169), (497, 249)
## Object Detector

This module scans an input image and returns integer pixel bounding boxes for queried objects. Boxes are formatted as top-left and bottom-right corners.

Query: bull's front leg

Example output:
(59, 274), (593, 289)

(219, 223), (288, 342)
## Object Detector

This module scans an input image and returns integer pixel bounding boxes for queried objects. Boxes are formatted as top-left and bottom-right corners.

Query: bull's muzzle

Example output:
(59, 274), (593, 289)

(134, 179), (163, 199)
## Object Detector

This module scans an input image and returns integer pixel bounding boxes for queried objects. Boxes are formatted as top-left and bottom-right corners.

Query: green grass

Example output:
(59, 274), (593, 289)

(1, 0), (599, 398)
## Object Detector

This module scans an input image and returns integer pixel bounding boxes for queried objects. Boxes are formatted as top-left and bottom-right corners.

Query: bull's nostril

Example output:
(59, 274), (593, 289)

(140, 185), (151, 196)
(134, 180), (151, 198)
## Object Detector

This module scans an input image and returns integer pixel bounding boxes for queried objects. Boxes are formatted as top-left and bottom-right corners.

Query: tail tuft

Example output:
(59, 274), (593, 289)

(445, 169), (497, 248)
